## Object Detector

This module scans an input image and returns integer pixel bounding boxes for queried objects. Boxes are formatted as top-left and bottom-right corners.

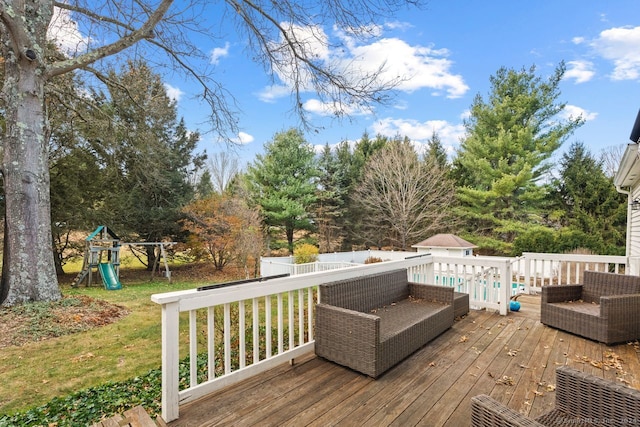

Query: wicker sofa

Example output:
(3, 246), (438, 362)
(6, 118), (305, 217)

(314, 269), (455, 378)
(471, 365), (640, 426)
(540, 270), (640, 344)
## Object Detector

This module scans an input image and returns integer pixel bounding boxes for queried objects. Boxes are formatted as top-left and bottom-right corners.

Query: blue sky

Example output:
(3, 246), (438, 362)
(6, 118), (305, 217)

(53, 1), (640, 169)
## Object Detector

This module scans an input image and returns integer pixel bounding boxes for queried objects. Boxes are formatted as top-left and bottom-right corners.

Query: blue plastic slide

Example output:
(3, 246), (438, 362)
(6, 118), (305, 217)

(98, 263), (122, 290)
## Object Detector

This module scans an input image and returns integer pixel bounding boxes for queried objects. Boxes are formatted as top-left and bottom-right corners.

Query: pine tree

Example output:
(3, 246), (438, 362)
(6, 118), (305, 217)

(315, 144), (345, 252)
(246, 128), (319, 254)
(100, 61), (205, 268)
(426, 130), (448, 170)
(550, 141), (626, 253)
(451, 63), (583, 254)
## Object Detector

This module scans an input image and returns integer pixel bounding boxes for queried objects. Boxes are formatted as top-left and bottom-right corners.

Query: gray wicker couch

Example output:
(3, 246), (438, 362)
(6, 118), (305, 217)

(471, 365), (640, 426)
(541, 270), (640, 344)
(314, 269), (454, 378)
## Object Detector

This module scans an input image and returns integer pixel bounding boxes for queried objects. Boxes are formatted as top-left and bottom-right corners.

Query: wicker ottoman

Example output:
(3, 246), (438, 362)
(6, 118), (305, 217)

(454, 292), (469, 318)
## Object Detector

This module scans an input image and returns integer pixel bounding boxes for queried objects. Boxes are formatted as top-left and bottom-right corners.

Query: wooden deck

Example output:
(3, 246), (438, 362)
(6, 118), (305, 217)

(169, 295), (640, 426)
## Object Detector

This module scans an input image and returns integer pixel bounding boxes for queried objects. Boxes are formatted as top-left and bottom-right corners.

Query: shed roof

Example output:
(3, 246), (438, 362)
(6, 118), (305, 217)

(412, 233), (477, 249)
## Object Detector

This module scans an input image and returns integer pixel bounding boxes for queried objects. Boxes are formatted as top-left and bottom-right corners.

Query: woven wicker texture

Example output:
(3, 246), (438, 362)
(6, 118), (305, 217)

(471, 366), (640, 426)
(540, 271), (640, 344)
(315, 269), (455, 378)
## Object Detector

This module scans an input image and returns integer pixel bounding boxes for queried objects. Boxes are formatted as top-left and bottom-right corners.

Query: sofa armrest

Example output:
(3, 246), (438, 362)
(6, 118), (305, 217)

(555, 365), (640, 420)
(600, 293), (640, 319)
(408, 282), (454, 305)
(541, 284), (583, 304)
(316, 302), (379, 347)
(470, 395), (544, 427)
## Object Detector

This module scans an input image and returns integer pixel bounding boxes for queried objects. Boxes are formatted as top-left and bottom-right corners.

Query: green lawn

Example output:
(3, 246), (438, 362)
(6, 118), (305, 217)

(0, 278), (197, 416)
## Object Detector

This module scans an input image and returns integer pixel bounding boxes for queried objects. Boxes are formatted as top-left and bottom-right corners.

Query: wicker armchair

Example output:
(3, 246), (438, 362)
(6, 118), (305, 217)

(315, 269), (454, 378)
(540, 271), (640, 344)
(471, 366), (640, 426)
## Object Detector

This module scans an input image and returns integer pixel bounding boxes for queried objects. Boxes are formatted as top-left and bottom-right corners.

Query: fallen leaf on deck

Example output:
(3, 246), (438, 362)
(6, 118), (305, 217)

(496, 376), (514, 385)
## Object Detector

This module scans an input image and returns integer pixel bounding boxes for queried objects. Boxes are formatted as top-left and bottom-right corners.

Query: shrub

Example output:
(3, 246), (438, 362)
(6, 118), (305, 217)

(293, 243), (319, 264)
(364, 256), (383, 264)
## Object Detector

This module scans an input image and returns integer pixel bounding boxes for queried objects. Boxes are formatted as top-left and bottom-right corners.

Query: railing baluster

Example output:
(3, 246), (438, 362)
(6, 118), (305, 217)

(207, 306), (215, 380)
(288, 291), (294, 351)
(266, 295), (272, 358)
(189, 310), (198, 387)
(307, 288), (314, 341)
(224, 303), (231, 374)
(277, 293), (284, 354)
(252, 298), (259, 364)
(239, 300), (246, 369)
(298, 289), (304, 345)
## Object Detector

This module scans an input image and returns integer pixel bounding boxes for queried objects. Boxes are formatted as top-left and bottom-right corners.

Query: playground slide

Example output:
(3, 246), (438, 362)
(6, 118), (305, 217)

(98, 263), (122, 290)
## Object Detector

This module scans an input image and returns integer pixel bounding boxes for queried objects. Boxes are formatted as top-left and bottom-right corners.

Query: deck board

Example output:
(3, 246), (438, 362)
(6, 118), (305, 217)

(169, 295), (640, 427)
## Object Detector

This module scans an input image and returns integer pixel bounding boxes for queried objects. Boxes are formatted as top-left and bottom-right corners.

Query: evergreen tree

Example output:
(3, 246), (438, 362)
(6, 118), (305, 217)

(196, 170), (215, 199)
(451, 63), (583, 254)
(101, 61), (205, 268)
(549, 141), (626, 254)
(315, 144), (345, 252)
(426, 130), (448, 170)
(336, 132), (388, 249)
(246, 128), (318, 254)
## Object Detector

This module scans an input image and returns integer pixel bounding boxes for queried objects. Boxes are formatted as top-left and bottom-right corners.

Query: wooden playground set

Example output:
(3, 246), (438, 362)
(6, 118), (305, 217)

(71, 226), (175, 289)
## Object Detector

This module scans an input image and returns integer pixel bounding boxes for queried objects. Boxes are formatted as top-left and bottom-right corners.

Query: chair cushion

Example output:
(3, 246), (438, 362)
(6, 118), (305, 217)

(548, 301), (600, 316)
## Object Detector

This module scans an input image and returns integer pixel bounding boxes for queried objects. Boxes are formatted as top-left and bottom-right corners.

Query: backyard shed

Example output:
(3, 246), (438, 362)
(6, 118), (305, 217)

(412, 233), (477, 257)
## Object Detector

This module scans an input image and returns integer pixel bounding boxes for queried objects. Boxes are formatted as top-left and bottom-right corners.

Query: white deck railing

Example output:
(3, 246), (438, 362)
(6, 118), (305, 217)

(408, 255), (513, 313)
(513, 252), (628, 293)
(151, 256), (439, 422)
(152, 251), (630, 422)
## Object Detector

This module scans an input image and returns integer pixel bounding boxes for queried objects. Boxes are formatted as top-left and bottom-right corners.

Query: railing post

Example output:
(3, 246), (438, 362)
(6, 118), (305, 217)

(523, 253), (532, 292)
(161, 300), (180, 422)
(630, 256), (640, 276)
(500, 259), (511, 316)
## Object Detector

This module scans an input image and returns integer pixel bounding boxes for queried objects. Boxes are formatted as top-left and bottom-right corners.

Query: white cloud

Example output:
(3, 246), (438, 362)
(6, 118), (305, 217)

(232, 132), (254, 145)
(371, 117), (466, 153)
(345, 38), (468, 98)
(572, 36), (586, 45)
(164, 84), (184, 102)
(47, 6), (89, 55)
(561, 105), (598, 122)
(259, 23), (468, 110)
(302, 98), (372, 116)
(384, 21), (413, 32)
(591, 26), (640, 80)
(257, 84), (291, 103)
(210, 42), (230, 65)
(564, 60), (595, 84)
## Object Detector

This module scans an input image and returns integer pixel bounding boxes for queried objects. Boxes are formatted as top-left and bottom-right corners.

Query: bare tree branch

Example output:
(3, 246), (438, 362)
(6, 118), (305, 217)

(46, 0), (173, 77)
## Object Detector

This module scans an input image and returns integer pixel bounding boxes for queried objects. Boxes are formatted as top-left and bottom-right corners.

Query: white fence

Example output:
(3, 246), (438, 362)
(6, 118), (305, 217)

(152, 251), (630, 422)
(260, 260), (360, 276)
(260, 250), (415, 276)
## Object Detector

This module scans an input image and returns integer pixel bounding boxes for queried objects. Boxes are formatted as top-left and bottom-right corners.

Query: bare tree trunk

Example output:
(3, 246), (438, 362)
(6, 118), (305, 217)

(146, 245), (157, 272)
(0, 55), (60, 305)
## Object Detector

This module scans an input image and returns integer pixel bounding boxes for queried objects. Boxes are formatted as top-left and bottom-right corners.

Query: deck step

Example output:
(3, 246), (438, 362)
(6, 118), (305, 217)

(90, 406), (166, 427)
